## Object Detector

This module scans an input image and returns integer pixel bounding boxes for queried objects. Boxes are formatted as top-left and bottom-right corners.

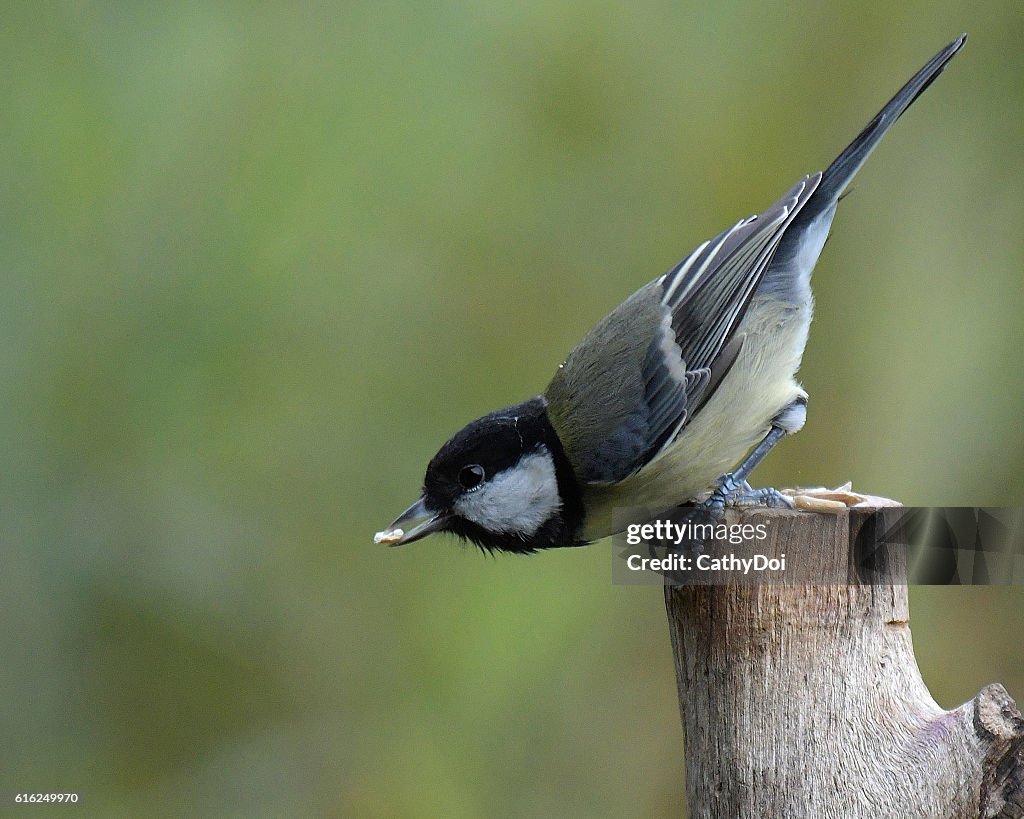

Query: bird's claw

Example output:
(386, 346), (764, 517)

(699, 474), (794, 519)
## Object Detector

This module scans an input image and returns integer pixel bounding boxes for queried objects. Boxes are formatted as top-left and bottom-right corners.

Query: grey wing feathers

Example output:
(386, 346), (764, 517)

(547, 37), (966, 487)
(634, 173), (821, 470)
(548, 173), (821, 485)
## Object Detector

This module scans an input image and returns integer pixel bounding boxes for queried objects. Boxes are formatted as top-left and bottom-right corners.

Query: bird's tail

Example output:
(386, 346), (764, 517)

(813, 33), (967, 206)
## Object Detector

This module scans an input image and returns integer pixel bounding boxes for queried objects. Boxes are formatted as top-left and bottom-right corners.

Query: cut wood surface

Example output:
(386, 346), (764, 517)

(664, 505), (1024, 818)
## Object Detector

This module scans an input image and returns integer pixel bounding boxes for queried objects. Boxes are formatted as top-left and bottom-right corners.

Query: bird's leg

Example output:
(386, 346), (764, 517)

(700, 398), (806, 517)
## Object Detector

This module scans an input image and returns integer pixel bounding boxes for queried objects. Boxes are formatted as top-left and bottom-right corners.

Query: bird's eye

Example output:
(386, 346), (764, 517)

(458, 464), (485, 490)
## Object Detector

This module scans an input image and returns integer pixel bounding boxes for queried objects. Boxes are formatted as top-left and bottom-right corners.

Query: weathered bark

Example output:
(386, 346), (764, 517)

(664, 505), (1024, 818)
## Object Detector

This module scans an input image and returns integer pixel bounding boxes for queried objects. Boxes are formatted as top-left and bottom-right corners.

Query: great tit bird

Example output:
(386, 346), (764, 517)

(377, 34), (967, 554)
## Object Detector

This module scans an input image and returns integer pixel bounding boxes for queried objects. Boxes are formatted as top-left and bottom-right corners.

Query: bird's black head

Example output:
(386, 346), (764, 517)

(377, 397), (584, 553)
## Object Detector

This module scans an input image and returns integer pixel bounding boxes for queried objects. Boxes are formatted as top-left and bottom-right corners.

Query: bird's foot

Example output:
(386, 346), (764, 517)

(699, 473), (794, 520)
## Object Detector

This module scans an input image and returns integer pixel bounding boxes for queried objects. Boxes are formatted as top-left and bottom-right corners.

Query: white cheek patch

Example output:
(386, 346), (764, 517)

(454, 448), (561, 536)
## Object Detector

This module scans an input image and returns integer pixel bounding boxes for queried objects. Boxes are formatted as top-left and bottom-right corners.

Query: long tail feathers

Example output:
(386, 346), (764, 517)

(813, 33), (967, 206)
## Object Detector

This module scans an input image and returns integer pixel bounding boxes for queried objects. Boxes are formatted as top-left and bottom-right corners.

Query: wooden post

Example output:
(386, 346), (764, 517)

(664, 505), (1024, 818)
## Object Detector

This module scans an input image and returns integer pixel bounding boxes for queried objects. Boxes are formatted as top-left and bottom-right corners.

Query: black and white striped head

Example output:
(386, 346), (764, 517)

(377, 398), (584, 553)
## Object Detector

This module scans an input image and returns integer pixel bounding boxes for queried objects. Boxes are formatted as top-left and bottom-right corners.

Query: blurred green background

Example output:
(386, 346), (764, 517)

(3, 2), (1022, 816)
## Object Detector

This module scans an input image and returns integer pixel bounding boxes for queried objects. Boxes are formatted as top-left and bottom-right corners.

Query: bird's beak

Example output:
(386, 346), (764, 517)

(374, 497), (448, 547)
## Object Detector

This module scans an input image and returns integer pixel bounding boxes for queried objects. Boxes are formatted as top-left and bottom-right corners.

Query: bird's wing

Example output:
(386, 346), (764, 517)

(545, 173), (821, 484)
